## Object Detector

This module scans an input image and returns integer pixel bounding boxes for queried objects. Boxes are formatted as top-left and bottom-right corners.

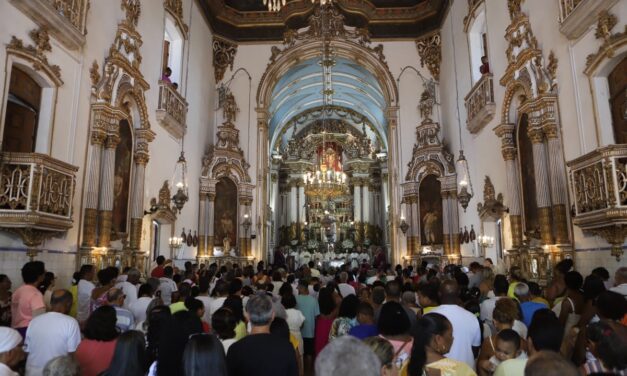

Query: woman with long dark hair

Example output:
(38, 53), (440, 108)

(183, 334), (227, 376)
(154, 310), (203, 376)
(329, 294), (359, 340)
(145, 305), (172, 364)
(101, 330), (148, 376)
(75, 306), (119, 376)
(314, 286), (338, 356)
(408, 313), (476, 376)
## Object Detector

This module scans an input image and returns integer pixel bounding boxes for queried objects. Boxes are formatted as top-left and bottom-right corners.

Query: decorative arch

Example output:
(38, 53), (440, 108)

(81, 0), (155, 270)
(255, 4), (402, 262)
(494, 0), (571, 276)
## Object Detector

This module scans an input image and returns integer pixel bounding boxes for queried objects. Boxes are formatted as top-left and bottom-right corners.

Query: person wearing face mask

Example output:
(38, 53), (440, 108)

(407, 313), (476, 376)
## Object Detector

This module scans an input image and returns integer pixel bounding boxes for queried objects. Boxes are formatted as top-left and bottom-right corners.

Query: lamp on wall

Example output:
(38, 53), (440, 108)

(242, 213), (252, 235)
(400, 215), (409, 236)
(457, 150), (473, 212)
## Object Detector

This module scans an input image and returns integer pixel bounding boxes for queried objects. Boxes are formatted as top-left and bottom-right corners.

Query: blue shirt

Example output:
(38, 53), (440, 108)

(296, 294), (320, 339)
(520, 301), (546, 327)
(348, 324), (379, 340)
(114, 306), (135, 332)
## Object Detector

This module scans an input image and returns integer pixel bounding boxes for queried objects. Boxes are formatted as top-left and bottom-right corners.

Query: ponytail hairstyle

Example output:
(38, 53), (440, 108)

(407, 313), (451, 376)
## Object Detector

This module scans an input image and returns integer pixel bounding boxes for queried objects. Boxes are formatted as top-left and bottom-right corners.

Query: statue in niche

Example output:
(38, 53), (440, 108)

(214, 178), (238, 248)
(423, 209), (438, 245)
(112, 120), (133, 236)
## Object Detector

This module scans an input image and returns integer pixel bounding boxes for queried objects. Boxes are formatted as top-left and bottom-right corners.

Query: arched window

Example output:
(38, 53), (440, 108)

(608, 56), (626, 144)
(467, 8), (489, 84)
(162, 14), (185, 87)
(2, 66), (41, 152)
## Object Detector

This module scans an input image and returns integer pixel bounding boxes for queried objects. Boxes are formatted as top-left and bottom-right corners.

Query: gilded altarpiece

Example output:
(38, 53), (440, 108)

(80, 0), (155, 270)
(494, 0), (573, 281)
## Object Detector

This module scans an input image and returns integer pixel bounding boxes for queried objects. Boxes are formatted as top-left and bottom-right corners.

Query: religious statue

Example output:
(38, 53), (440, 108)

(222, 236), (231, 252)
(222, 92), (238, 124)
(423, 209), (438, 245)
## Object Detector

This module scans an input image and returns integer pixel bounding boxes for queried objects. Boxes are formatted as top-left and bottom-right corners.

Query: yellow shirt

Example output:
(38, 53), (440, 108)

(289, 333), (299, 351)
(427, 358), (477, 376)
(508, 282), (519, 299)
(532, 297), (549, 307)
(234, 320), (247, 340)
(423, 306), (438, 314)
(69, 284), (78, 318)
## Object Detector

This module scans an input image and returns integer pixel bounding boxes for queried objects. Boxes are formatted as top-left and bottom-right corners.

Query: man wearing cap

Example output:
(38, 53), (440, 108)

(0, 327), (23, 376)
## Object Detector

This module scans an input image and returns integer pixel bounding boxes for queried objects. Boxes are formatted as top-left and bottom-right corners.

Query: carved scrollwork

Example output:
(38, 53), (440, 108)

(213, 37), (237, 83)
(7, 27), (63, 86)
(415, 32), (441, 81)
(585, 11), (626, 75)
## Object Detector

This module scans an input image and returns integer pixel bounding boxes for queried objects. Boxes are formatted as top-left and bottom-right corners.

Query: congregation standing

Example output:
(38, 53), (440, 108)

(0, 255), (625, 376)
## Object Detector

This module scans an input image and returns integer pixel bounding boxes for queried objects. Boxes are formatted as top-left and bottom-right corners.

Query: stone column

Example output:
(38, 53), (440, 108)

(495, 124), (523, 248)
(289, 182), (298, 241)
(129, 151), (149, 251)
(198, 193), (207, 257)
(353, 182), (362, 223)
(448, 191), (461, 263)
(362, 182), (371, 242)
(298, 183), (306, 224)
(82, 130), (106, 247)
(544, 123), (569, 244)
(381, 174), (389, 245)
(386, 106), (401, 264)
(207, 193), (216, 255)
(529, 127), (554, 245)
(97, 134), (120, 247)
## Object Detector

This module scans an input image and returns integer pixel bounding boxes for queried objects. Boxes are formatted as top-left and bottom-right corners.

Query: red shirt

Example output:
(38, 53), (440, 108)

(151, 265), (165, 278)
(314, 316), (334, 356)
(75, 338), (117, 376)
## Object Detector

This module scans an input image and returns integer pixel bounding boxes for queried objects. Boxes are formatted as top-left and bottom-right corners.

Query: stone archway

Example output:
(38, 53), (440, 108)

(255, 5), (401, 263)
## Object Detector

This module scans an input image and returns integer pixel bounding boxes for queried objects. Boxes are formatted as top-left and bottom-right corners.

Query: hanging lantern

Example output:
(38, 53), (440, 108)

(171, 150), (188, 213)
(457, 150), (473, 212)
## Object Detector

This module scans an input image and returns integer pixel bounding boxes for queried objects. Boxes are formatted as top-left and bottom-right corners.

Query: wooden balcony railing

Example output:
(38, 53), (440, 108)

(464, 74), (495, 134)
(567, 144), (627, 260)
(156, 81), (188, 139)
(0, 152), (78, 232)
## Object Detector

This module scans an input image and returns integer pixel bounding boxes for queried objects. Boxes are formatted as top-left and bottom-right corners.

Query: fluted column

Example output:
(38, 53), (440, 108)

(495, 124), (523, 248)
(410, 197), (419, 254)
(544, 123), (569, 244)
(382, 174), (389, 245)
(353, 183), (362, 223)
(82, 131), (106, 247)
(529, 127), (554, 245)
(198, 193), (207, 256)
(97, 134), (120, 247)
(207, 193), (215, 255)
(289, 182), (298, 223)
(298, 183), (305, 224)
(363, 182), (371, 241)
(441, 191), (451, 256)
(449, 191), (460, 261)
(129, 152), (148, 250)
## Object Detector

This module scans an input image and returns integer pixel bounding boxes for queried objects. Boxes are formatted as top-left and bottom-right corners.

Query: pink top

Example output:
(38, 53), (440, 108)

(11, 285), (45, 329)
(75, 339), (117, 376)
(381, 336), (414, 368)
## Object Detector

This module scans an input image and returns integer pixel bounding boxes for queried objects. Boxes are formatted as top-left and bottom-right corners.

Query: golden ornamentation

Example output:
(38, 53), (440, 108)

(82, 208), (98, 247)
(507, 0), (524, 20)
(477, 176), (506, 220)
(164, 0), (189, 37)
(121, 0), (141, 27)
(463, 0), (484, 33)
(415, 32), (441, 81)
(213, 37), (237, 83)
(7, 27), (63, 86)
(90, 60), (100, 87)
(547, 51), (558, 84)
(97, 210), (113, 247)
(527, 127), (545, 144)
(590, 225), (627, 261)
(594, 10), (618, 43)
(553, 204), (569, 244)
(584, 11), (625, 74)
(538, 207), (553, 245)
(465, 74), (496, 134)
(510, 215), (523, 248)
(419, 82), (436, 123)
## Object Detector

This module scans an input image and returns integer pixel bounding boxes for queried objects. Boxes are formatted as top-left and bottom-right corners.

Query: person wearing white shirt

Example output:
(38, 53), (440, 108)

(480, 275), (509, 334)
(129, 283), (154, 324)
(610, 266), (627, 298)
(349, 250), (359, 270)
(157, 266), (178, 305)
(24, 290), (81, 376)
(0, 327), (23, 376)
(208, 280), (229, 319)
(115, 268), (140, 309)
(338, 271), (356, 297)
(76, 265), (96, 324)
(429, 280), (481, 371)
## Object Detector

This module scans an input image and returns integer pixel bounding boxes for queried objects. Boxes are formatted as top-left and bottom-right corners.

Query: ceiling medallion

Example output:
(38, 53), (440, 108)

(263, 0), (332, 12)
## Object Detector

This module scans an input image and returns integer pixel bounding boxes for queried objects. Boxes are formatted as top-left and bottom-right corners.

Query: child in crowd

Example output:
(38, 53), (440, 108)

(487, 329), (527, 373)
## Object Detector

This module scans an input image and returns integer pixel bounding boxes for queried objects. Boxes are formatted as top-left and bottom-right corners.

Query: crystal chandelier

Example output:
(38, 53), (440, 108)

(263, 0), (332, 12)
(304, 5), (346, 200)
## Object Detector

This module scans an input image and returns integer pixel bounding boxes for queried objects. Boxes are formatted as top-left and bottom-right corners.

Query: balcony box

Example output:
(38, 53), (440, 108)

(558, 0), (619, 40)
(465, 74), (496, 134)
(156, 80), (188, 139)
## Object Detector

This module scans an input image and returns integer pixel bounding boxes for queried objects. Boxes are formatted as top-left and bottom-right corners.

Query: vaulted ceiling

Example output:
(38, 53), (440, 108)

(198, 0), (449, 42)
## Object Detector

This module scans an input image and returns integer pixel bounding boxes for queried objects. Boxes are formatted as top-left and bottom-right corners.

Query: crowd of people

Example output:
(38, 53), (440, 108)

(0, 255), (625, 376)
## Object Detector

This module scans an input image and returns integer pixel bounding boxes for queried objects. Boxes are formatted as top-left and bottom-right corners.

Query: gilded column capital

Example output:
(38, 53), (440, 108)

(528, 128), (545, 144)
(199, 192), (208, 201)
(239, 197), (253, 206)
(105, 134), (121, 149)
(543, 123), (559, 139)
(90, 131), (106, 145)
(207, 192), (216, 201)
(134, 153), (149, 165)
(502, 147), (518, 161)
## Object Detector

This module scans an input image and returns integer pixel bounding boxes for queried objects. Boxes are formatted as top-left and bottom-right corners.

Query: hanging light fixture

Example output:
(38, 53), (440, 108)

(263, 0), (285, 12)
(171, 143), (188, 213)
(263, 0), (332, 12)
(457, 150), (473, 212)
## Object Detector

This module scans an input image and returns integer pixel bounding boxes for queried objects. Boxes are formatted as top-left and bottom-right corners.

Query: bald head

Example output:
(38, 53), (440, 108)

(50, 289), (73, 314)
(440, 280), (459, 304)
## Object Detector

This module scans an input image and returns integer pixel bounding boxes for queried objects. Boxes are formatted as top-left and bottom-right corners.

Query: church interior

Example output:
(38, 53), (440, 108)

(0, 0), (625, 286)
